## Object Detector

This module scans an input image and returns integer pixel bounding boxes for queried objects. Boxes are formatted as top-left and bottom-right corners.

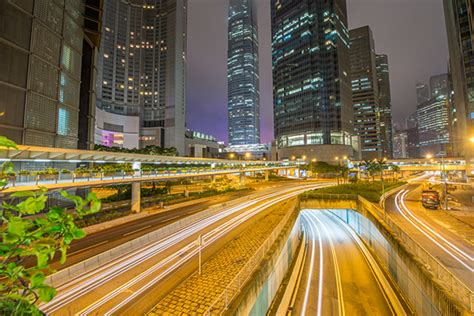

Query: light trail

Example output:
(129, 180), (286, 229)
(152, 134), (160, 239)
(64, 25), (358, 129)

(394, 190), (473, 272)
(300, 211), (323, 316)
(311, 213), (346, 316)
(98, 186), (323, 316)
(41, 183), (328, 315)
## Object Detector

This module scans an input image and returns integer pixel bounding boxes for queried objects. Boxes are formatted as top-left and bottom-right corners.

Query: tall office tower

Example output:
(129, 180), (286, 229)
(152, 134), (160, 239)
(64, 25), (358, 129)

(375, 54), (393, 158)
(350, 26), (382, 160)
(405, 111), (420, 158)
(416, 82), (430, 105)
(0, 1), (102, 149)
(271, 0), (357, 162)
(227, 0), (260, 146)
(96, 0), (187, 154)
(393, 131), (408, 159)
(430, 73), (449, 97)
(444, 0), (473, 162)
(417, 74), (451, 157)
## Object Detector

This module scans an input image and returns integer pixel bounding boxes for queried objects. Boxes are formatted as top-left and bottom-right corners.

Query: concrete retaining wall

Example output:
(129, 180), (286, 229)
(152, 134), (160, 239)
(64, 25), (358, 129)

(226, 205), (301, 315)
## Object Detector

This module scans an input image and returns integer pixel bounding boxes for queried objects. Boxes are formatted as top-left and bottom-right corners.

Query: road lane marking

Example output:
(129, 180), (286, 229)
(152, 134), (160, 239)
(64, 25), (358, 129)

(123, 225), (152, 237)
(69, 241), (109, 256)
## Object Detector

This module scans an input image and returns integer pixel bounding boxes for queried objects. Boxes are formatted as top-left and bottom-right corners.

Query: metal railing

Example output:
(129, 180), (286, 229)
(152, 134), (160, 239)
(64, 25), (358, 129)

(357, 196), (473, 313)
(205, 201), (297, 315)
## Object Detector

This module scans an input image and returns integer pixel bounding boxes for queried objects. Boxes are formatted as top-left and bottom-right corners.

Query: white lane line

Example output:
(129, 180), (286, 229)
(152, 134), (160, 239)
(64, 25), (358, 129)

(312, 213), (345, 316)
(69, 241), (109, 256)
(123, 225), (152, 237)
(395, 190), (473, 272)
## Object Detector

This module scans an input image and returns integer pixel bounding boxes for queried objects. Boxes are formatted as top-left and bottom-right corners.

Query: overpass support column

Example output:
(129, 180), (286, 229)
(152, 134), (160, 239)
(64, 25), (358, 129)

(239, 172), (246, 185)
(265, 170), (269, 181)
(131, 182), (141, 213)
(211, 175), (216, 184)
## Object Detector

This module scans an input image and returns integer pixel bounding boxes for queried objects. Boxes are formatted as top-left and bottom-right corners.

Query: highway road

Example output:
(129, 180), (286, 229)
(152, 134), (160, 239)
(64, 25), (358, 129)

(289, 210), (406, 316)
(39, 182), (329, 315)
(385, 182), (473, 289)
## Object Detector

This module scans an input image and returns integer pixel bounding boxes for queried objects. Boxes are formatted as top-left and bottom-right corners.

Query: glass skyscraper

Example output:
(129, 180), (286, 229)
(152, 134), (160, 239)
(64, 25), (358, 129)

(227, 0), (260, 146)
(375, 54), (393, 158)
(271, 0), (356, 161)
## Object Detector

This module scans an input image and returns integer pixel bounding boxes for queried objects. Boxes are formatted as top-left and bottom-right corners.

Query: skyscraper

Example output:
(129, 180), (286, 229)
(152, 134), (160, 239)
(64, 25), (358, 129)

(271, 0), (357, 162)
(443, 0), (473, 161)
(350, 26), (382, 160)
(375, 54), (393, 158)
(96, 0), (187, 154)
(0, 0), (102, 149)
(417, 74), (451, 157)
(416, 82), (430, 105)
(227, 0), (260, 146)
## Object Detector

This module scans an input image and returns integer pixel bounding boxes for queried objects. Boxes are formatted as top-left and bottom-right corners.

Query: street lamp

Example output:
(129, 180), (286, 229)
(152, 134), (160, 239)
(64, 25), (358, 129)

(425, 154), (433, 160)
(229, 153), (235, 159)
(302, 155), (307, 160)
(245, 152), (251, 159)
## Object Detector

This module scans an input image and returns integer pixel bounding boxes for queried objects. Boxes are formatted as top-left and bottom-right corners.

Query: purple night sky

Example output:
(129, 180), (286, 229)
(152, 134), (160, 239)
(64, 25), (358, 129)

(186, 0), (449, 144)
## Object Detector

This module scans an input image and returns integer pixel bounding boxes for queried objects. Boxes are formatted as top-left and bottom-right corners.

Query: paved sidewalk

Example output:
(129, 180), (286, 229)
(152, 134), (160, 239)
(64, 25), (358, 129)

(147, 199), (295, 315)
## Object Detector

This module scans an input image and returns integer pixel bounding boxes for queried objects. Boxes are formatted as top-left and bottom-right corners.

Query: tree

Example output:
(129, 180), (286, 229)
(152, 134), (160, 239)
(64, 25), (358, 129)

(0, 136), (101, 315)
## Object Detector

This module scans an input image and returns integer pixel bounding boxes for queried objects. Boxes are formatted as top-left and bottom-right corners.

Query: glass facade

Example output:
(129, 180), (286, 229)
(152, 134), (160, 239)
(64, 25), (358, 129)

(271, 0), (354, 149)
(375, 54), (393, 158)
(227, 0), (260, 146)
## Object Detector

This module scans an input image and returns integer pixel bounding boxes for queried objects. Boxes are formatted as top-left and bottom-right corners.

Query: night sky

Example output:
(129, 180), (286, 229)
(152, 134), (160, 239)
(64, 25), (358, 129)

(186, 0), (449, 144)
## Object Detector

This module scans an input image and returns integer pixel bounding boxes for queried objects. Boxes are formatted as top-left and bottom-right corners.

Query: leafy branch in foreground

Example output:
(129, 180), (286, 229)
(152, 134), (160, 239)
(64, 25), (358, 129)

(0, 134), (101, 315)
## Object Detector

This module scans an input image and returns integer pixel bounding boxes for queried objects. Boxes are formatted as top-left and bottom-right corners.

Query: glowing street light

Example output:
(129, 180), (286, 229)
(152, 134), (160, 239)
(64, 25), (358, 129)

(425, 154), (433, 160)
(470, 137), (474, 143)
(291, 156), (296, 160)
(229, 153), (235, 159)
(302, 155), (307, 160)
(245, 152), (251, 158)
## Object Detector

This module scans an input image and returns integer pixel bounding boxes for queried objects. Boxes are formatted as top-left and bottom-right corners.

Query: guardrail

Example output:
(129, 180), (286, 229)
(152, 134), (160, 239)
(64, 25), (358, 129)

(4, 167), (291, 192)
(299, 193), (358, 201)
(205, 200), (297, 315)
(358, 196), (473, 313)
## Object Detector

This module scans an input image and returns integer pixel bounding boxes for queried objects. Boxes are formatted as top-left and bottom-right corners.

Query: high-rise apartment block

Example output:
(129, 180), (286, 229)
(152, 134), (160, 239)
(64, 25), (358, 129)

(227, 0), (260, 146)
(0, 0), (102, 149)
(271, 0), (358, 162)
(96, 0), (187, 154)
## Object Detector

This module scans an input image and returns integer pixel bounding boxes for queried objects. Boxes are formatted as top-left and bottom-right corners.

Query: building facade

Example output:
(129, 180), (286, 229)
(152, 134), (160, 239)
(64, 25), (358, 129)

(350, 26), (383, 160)
(97, 0), (187, 154)
(271, 0), (358, 162)
(227, 0), (260, 146)
(444, 0), (473, 162)
(393, 131), (408, 159)
(0, 0), (102, 149)
(375, 53), (393, 158)
(416, 74), (451, 157)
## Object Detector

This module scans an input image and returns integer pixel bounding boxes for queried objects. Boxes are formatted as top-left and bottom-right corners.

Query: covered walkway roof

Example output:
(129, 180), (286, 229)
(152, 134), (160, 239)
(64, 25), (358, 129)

(0, 145), (290, 166)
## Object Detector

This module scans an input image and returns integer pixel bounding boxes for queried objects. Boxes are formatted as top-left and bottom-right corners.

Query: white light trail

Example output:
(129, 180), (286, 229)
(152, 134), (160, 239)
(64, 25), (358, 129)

(394, 190), (473, 272)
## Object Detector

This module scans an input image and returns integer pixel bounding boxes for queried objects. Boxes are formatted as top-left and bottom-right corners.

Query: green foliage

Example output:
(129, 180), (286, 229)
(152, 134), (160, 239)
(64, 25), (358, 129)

(94, 144), (178, 156)
(301, 161), (342, 174)
(0, 136), (101, 315)
(306, 181), (406, 203)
